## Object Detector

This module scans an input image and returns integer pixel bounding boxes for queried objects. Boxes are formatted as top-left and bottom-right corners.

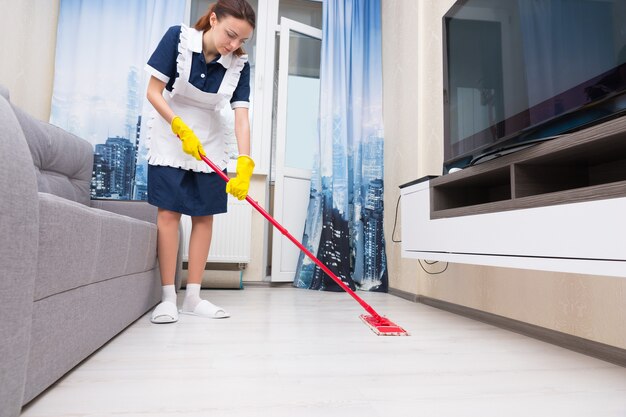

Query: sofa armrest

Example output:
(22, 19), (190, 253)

(0, 90), (38, 417)
(90, 200), (183, 291)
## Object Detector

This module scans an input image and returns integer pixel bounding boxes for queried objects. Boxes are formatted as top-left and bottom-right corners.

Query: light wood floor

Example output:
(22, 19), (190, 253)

(21, 287), (626, 417)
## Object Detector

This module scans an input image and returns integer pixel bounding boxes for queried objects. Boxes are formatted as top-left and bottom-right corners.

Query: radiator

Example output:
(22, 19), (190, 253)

(180, 196), (252, 263)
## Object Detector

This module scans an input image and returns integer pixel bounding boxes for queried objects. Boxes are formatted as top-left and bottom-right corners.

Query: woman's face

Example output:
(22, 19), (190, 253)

(210, 13), (254, 55)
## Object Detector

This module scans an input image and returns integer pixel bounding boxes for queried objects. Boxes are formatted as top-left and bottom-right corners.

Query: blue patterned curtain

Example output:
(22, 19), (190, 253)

(50, 0), (184, 200)
(294, 0), (387, 292)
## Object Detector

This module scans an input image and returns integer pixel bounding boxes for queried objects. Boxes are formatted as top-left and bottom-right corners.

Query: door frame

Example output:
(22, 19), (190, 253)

(271, 17), (322, 282)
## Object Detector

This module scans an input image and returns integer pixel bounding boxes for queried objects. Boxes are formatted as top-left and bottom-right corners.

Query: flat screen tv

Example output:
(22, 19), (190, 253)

(443, 0), (626, 172)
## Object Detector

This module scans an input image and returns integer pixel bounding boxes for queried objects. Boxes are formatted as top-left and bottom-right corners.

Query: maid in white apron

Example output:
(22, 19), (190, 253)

(144, 0), (256, 324)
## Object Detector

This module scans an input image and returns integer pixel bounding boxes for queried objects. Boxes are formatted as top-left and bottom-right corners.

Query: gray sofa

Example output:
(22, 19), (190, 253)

(0, 86), (179, 417)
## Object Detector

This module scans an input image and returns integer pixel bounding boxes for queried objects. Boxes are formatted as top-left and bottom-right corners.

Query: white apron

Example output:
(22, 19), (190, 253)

(146, 24), (248, 173)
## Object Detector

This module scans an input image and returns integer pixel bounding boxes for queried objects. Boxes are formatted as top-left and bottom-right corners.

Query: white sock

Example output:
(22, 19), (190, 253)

(182, 283), (202, 312)
(161, 284), (177, 305)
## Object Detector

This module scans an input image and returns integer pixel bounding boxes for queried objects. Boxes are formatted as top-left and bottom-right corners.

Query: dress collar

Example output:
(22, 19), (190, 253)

(216, 53), (233, 68)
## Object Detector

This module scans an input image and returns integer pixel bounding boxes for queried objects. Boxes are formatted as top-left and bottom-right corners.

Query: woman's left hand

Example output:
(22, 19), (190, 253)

(226, 155), (255, 200)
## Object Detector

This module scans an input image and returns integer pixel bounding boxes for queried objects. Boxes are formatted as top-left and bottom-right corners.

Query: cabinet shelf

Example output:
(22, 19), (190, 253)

(431, 116), (626, 218)
(432, 167), (511, 212)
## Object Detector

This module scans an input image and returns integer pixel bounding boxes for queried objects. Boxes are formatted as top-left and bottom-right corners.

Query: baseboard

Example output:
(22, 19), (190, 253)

(242, 281), (294, 288)
(388, 287), (626, 368)
(388, 287), (420, 303)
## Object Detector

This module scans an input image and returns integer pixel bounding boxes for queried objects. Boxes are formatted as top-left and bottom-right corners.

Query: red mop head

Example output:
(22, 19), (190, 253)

(360, 314), (409, 336)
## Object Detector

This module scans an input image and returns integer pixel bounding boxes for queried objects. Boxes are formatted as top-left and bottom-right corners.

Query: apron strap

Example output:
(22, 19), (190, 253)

(170, 24), (201, 100)
(218, 54), (248, 98)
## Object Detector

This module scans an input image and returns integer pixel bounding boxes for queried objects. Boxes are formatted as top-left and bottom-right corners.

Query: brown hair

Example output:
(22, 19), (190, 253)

(194, 0), (256, 56)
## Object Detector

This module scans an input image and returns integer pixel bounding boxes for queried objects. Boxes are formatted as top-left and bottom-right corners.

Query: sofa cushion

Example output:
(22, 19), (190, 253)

(90, 200), (158, 224)
(35, 193), (157, 301)
(25, 269), (161, 404)
(11, 105), (93, 206)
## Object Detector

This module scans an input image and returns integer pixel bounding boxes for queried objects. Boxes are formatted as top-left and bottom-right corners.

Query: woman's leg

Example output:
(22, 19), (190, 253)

(182, 215), (213, 312)
(182, 215), (228, 317)
(187, 215), (214, 285)
(151, 208), (182, 323)
(157, 208), (182, 286)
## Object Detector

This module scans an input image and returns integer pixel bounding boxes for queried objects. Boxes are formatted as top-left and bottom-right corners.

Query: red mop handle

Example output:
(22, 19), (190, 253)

(201, 154), (382, 320)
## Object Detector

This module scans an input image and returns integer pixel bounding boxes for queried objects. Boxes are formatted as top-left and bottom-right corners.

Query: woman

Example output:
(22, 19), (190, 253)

(145, 0), (255, 323)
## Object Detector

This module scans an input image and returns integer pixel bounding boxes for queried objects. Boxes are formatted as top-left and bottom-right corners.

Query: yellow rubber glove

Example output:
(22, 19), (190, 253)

(226, 155), (255, 200)
(171, 116), (205, 160)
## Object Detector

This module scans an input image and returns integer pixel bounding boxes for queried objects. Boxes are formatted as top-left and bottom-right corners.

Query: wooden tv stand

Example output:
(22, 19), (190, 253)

(400, 115), (626, 277)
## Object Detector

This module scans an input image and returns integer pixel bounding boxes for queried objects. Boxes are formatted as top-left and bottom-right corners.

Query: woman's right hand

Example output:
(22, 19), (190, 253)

(171, 116), (206, 160)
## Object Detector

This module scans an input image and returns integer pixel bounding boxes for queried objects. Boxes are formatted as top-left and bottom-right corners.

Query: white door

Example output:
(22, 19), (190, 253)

(271, 17), (322, 282)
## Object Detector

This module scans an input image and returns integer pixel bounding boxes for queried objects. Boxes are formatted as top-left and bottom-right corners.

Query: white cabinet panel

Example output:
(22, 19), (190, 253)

(400, 180), (626, 277)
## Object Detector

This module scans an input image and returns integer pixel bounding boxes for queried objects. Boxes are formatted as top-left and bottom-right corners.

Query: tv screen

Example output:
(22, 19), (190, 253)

(443, 0), (626, 172)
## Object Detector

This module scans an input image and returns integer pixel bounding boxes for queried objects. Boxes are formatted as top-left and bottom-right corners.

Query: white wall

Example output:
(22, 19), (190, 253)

(381, 1), (447, 296)
(381, 0), (626, 350)
(0, 0), (60, 120)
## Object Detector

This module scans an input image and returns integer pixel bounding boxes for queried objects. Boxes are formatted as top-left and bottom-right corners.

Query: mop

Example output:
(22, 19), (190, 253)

(201, 154), (409, 336)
